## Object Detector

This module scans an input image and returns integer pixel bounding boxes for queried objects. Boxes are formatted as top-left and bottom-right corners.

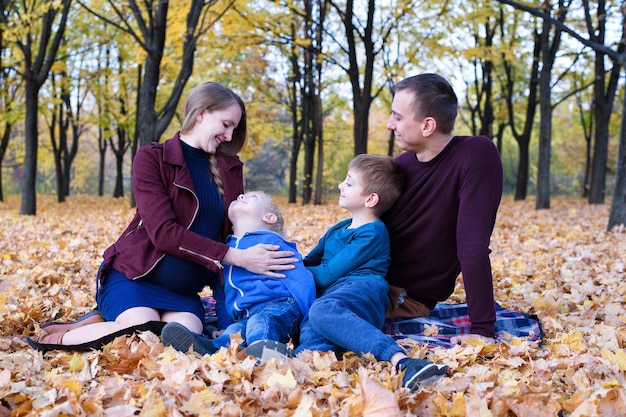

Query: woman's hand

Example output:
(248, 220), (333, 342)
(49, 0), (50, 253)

(223, 244), (298, 278)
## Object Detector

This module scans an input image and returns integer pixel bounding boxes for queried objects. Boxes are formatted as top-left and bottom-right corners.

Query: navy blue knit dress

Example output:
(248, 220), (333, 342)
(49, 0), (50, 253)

(97, 141), (225, 324)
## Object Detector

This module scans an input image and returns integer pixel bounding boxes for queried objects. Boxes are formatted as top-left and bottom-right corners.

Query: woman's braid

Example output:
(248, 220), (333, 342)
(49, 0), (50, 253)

(208, 154), (225, 199)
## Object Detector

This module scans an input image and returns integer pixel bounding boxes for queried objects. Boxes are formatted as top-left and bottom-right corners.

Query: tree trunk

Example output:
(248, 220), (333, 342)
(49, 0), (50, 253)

(536, 89), (552, 209)
(337, 0), (376, 157)
(353, 99), (369, 156)
(515, 139), (530, 201)
(301, 0), (316, 205)
(503, 24), (540, 201)
(64, 88), (81, 198)
(608, 83), (626, 230)
(301, 89), (314, 204)
(587, 0), (622, 204)
(10, 0), (71, 215)
(313, 83), (323, 205)
(536, 0), (567, 210)
(130, 65), (142, 208)
(20, 84), (39, 215)
(0, 125), (10, 202)
(98, 126), (107, 197)
(287, 95), (301, 204)
(114, 147), (124, 198)
(111, 95), (130, 198)
(588, 99), (611, 204)
(287, 24), (301, 205)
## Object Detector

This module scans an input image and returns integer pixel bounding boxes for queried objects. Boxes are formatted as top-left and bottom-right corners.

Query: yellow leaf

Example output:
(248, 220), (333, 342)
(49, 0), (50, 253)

(138, 390), (167, 417)
(181, 390), (225, 414)
(601, 349), (626, 372)
(266, 368), (297, 389)
(561, 332), (586, 352)
(358, 368), (402, 417)
(63, 379), (82, 396)
(69, 353), (84, 372)
(450, 391), (467, 416)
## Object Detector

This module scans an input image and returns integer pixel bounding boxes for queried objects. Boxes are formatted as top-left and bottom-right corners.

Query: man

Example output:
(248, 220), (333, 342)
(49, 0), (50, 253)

(383, 73), (503, 344)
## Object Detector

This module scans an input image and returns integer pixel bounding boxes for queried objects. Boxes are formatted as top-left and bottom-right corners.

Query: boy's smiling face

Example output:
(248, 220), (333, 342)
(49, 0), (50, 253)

(228, 192), (270, 222)
(338, 170), (368, 211)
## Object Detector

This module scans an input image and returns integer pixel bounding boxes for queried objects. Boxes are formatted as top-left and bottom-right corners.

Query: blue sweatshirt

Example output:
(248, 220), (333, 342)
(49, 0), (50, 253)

(305, 218), (391, 293)
(224, 230), (316, 321)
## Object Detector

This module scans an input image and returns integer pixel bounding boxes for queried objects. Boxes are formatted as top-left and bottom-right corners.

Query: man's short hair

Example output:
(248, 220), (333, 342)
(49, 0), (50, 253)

(393, 73), (458, 134)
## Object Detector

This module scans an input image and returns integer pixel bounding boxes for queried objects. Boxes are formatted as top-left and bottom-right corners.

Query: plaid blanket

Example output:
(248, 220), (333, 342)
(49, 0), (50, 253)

(201, 297), (542, 349)
(383, 302), (543, 348)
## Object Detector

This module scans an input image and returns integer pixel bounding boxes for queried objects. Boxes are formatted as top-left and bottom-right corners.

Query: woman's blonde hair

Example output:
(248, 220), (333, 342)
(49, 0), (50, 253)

(181, 82), (247, 199)
(180, 82), (247, 156)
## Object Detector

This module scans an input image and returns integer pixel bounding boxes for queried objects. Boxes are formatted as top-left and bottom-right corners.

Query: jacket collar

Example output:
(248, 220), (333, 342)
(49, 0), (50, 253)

(163, 132), (186, 167)
(163, 132), (242, 173)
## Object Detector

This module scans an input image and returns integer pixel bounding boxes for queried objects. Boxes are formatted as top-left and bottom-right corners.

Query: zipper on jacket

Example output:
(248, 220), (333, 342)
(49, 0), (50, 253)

(173, 182), (224, 269)
(173, 182), (200, 230)
(228, 236), (249, 317)
(179, 246), (224, 269)
(124, 219), (144, 237)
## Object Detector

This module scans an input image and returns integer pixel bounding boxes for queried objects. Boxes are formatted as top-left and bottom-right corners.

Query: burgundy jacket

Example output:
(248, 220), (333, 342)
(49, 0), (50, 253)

(99, 133), (244, 281)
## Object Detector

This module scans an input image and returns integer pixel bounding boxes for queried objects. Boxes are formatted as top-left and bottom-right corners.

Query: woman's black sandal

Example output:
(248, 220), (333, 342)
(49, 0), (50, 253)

(27, 321), (165, 353)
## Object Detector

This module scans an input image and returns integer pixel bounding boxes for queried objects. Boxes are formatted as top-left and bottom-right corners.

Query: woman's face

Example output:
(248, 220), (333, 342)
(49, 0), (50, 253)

(189, 103), (242, 154)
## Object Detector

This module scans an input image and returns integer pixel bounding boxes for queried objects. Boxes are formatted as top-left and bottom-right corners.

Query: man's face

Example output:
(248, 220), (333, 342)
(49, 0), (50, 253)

(386, 90), (425, 152)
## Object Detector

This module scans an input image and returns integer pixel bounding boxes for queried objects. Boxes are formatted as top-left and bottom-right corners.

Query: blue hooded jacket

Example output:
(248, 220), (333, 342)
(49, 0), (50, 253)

(224, 230), (316, 321)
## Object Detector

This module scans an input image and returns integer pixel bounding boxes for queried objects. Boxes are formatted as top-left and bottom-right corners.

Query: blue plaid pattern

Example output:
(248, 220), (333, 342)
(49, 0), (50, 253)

(202, 298), (542, 349)
(383, 302), (543, 348)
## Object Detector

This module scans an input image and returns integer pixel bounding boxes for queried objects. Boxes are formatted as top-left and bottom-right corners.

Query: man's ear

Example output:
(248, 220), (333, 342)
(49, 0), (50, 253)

(365, 193), (379, 208)
(262, 213), (278, 225)
(422, 116), (437, 137)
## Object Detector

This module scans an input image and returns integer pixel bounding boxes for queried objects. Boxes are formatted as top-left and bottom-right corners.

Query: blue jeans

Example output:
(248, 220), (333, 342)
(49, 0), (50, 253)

(295, 278), (405, 362)
(213, 297), (302, 348)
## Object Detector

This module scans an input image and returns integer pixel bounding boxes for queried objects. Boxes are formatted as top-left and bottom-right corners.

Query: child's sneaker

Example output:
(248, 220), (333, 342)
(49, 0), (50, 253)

(246, 339), (293, 363)
(161, 322), (217, 355)
(397, 358), (448, 392)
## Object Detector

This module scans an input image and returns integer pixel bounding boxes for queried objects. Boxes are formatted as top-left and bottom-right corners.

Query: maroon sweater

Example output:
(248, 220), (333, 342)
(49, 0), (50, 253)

(382, 136), (503, 338)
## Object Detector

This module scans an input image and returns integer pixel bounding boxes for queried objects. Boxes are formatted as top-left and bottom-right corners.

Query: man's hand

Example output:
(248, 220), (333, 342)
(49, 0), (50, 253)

(450, 333), (495, 345)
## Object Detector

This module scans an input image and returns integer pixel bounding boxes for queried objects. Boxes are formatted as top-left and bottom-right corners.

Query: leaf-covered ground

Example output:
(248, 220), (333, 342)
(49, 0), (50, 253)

(1, 195), (625, 416)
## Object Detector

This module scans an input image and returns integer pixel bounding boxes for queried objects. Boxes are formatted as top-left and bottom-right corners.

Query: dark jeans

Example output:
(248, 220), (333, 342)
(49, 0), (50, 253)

(212, 296), (302, 348)
(295, 278), (405, 362)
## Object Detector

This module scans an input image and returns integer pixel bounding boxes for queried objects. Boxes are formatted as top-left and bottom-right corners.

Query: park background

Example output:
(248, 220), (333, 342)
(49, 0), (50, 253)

(1, 1), (626, 415)
(0, 0), (625, 228)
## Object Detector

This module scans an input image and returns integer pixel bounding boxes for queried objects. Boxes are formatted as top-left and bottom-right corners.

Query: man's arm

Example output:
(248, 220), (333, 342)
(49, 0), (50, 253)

(457, 137), (503, 338)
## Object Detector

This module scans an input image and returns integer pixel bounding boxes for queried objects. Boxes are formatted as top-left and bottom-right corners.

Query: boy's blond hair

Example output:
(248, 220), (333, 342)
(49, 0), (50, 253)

(257, 191), (285, 235)
(348, 154), (405, 216)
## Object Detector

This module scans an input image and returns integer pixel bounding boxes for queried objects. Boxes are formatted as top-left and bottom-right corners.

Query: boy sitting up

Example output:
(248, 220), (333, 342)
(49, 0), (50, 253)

(162, 191), (316, 361)
(294, 154), (448, 391)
